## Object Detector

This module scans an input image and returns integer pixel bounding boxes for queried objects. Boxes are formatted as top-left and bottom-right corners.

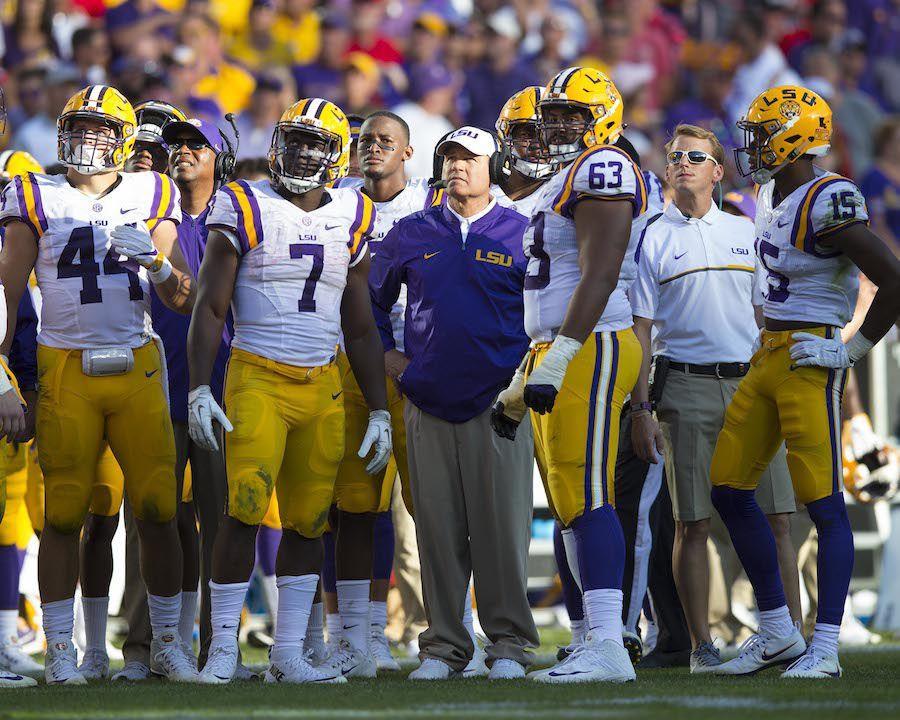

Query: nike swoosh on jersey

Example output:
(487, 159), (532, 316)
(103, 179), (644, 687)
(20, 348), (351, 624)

(325, 224), (340, 231)
(424, 252), (441, 260)
(674, 251), (686, 260)
(120, 208), (137, 214)
(776, 219), (791, 228)
(332, 391), (343, 400)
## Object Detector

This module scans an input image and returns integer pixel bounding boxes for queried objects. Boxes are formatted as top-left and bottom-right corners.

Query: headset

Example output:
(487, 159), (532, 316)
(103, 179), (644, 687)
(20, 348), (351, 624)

(429, 129), (512, 189)
(215, 112), (240, 186)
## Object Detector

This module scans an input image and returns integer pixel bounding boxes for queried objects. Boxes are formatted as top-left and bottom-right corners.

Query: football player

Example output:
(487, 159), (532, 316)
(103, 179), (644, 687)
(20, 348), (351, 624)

(346, 114), (365, 178)
(187, 98), (391, 685)
(0, 85), (199, 684)
(126, 101), (187, 174)
(322, 110), (442, 677)
(500, 67), (651, 683)
(710, 85), (900, 679)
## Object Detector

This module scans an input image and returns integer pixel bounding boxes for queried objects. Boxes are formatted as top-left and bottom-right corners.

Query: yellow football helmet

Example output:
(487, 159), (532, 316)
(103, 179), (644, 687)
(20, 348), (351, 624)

(57, 85), (137, 174)
(134, 100), (186, 144)
(496, 86), (556, 180)
(268, 98), (350, 195)
(539, 67), (624, 163)
(735, 84), (832, 184)
(0, 150), (43, 183)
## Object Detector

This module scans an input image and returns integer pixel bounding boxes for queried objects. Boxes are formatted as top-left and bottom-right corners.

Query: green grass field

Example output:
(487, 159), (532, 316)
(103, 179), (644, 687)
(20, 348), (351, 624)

(2, 636), (898, 720)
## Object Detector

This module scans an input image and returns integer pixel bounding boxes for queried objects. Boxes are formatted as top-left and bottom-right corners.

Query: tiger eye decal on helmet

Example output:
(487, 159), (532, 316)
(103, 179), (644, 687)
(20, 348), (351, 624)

(57, 85), (137, 175)
(538, 67), (624, 164)
(268, 98), (351, 195)
(734, 85), (832, 185)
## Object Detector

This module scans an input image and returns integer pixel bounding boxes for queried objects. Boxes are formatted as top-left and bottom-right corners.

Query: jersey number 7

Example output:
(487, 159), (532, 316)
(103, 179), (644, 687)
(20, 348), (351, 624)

(57, 227), (143, 305)
(289, 242), (324, 312)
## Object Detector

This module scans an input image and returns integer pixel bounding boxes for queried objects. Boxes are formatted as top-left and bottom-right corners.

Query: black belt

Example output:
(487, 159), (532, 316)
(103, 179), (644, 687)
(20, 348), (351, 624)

(668, 361), (749, 378)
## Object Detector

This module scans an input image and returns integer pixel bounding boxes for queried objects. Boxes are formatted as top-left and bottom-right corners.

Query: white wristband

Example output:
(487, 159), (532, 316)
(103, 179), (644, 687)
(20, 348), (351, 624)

(148, 255), (173, 284)
(846, 333), (875, 364)
(549, 334), (583, 363)
(0, 355), (14, 395)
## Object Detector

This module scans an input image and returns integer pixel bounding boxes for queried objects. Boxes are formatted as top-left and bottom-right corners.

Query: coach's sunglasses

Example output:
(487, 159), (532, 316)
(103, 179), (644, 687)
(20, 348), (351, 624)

(666, 150), (719, 166)
(169, 139), (210, 151)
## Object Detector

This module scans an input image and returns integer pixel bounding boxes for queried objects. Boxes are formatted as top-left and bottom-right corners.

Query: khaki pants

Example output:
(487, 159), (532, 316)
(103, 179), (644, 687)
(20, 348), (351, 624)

(404, 403), (538, 671)
(657, 369), (796, 522)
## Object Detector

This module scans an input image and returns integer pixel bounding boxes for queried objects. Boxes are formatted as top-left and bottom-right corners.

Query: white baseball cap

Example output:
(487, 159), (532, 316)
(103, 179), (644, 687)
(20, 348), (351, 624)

(436, 126), (498, 158)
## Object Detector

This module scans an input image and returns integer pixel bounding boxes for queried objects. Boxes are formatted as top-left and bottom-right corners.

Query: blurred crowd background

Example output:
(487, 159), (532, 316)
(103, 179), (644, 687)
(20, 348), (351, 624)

(0, 0), (898, 245)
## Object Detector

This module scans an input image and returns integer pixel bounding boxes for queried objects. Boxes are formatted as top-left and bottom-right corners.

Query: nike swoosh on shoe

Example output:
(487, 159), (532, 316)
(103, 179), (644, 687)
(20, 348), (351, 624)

(761, 642), (800, 662)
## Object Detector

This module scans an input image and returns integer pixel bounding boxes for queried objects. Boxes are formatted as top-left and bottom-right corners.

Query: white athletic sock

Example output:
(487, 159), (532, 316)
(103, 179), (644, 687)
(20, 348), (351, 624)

(758, 605), (794, 639)
(570, 618), (586, 646)
(810, 622), (840, 657)
(81, 596), (109, 652)
(209, 580), (248, 650)
(583, 589), (623, 644)
(462, 590), (477, 646)
(42, 597), (75, 645)
(561, 528), (583, 592)
(272, 574), (318, 662)
(336, 579), (370, 653)
(148, 592), (181, 643)
(179, 591), (198, 646)
(305, 602), (324, 649)
(370, 600), (388, 631)
(326, 612), (342, 644)
(261, 574), (278, 623)
(0, 609), (18, 644)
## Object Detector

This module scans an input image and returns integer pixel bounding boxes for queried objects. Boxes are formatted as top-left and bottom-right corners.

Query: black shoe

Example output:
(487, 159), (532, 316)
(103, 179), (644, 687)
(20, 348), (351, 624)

(247, 628), (274, 649)
(638, 648), (691, 668)
(556, 645), (575, 662)
(623, 631), (643, 666)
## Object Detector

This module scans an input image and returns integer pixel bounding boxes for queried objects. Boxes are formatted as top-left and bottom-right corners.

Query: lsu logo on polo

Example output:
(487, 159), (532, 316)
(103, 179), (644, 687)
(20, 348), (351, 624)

(475, 249), (512, 267)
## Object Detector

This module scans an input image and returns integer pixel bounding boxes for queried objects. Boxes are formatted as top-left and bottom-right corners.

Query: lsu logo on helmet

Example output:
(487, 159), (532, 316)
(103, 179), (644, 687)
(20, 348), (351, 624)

(539, 67), (624, 163)
(735, 84), (832, 184)
(268, 98), (350, 195)
(496, 86), (556, 180)
(57, 85), (137, 175)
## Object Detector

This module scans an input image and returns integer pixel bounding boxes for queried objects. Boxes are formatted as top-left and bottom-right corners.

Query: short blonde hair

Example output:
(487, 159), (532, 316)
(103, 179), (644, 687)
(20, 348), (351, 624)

(665, 124), (725, 165)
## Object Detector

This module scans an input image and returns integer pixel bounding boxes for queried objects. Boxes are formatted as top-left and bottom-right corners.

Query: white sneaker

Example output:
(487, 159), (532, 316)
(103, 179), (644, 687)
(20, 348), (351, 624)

(180, 641), (198, 673)
(408, 657), (455, 681)
(111, 661), (150, 682)
(488, 658), (525, 680)
(151, 637), (200, 683)
(781, 647), (842, 679)
(0, 640), (43, 676)
(0, 666), (37, 688)
(370, 627), (400, 672)
(322, 639), (377, 679)
(77, 648), (110, 681)
(234, 660), (259, 681)
(461, 642), (489, 677)
(840, 611), (881, 646)
(45, 641), (87, 685)
(713, 629), (806, 676)
(304, 633), (330, 667)
(690, 642), (723, 674)
(529, 633), (636, 684)
(265, 653), (347, 684)
(198, 642), (238, 684)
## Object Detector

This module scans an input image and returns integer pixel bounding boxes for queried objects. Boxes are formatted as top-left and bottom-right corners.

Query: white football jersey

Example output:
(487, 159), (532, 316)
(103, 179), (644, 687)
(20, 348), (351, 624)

(0, 171), (180, 349)
(333, 175), (443, 352)
(207, 180), (375, 367)
(523, 145), (650, 343)
(755, 170), (866, 327)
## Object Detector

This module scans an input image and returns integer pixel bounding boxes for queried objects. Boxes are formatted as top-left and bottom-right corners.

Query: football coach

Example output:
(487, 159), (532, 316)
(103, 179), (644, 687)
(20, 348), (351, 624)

(369, 126), (539, 680)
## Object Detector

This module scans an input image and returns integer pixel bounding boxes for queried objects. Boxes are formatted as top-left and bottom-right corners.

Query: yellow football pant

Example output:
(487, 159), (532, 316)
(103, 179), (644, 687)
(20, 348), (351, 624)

(0, 444), (30, 547)
(36, 343), (177, 533)
(527, 329), (642, 526)
(0, 356), (24, 527)
(711, 326), (845, 505)
(223, 348), (344, 537)
(24, 442), (42, 533)
(333, 352), (408, 514)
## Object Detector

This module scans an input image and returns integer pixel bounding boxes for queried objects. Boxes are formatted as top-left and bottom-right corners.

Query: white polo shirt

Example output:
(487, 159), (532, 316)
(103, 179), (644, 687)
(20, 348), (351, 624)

(629, 201), (762, 364)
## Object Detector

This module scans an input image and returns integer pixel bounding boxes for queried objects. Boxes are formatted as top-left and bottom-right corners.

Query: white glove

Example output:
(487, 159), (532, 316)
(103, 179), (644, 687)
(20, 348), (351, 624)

(358, 409), (392, 475)
(524, 335), (582, 414)
(789, 331), (874, 369)
(111, 222), (172, 282)
(188, 385), (233, 452)
(846, 413), (882, 460)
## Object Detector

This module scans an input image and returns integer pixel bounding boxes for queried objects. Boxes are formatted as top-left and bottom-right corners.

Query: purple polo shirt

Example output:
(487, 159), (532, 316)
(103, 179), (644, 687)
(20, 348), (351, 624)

(150, 207), (231, 423)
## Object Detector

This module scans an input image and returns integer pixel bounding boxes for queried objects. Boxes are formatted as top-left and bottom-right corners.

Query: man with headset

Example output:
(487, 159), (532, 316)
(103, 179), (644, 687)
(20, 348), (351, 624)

(369, 126), (538, 681)
(113, 118), (239, 680)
